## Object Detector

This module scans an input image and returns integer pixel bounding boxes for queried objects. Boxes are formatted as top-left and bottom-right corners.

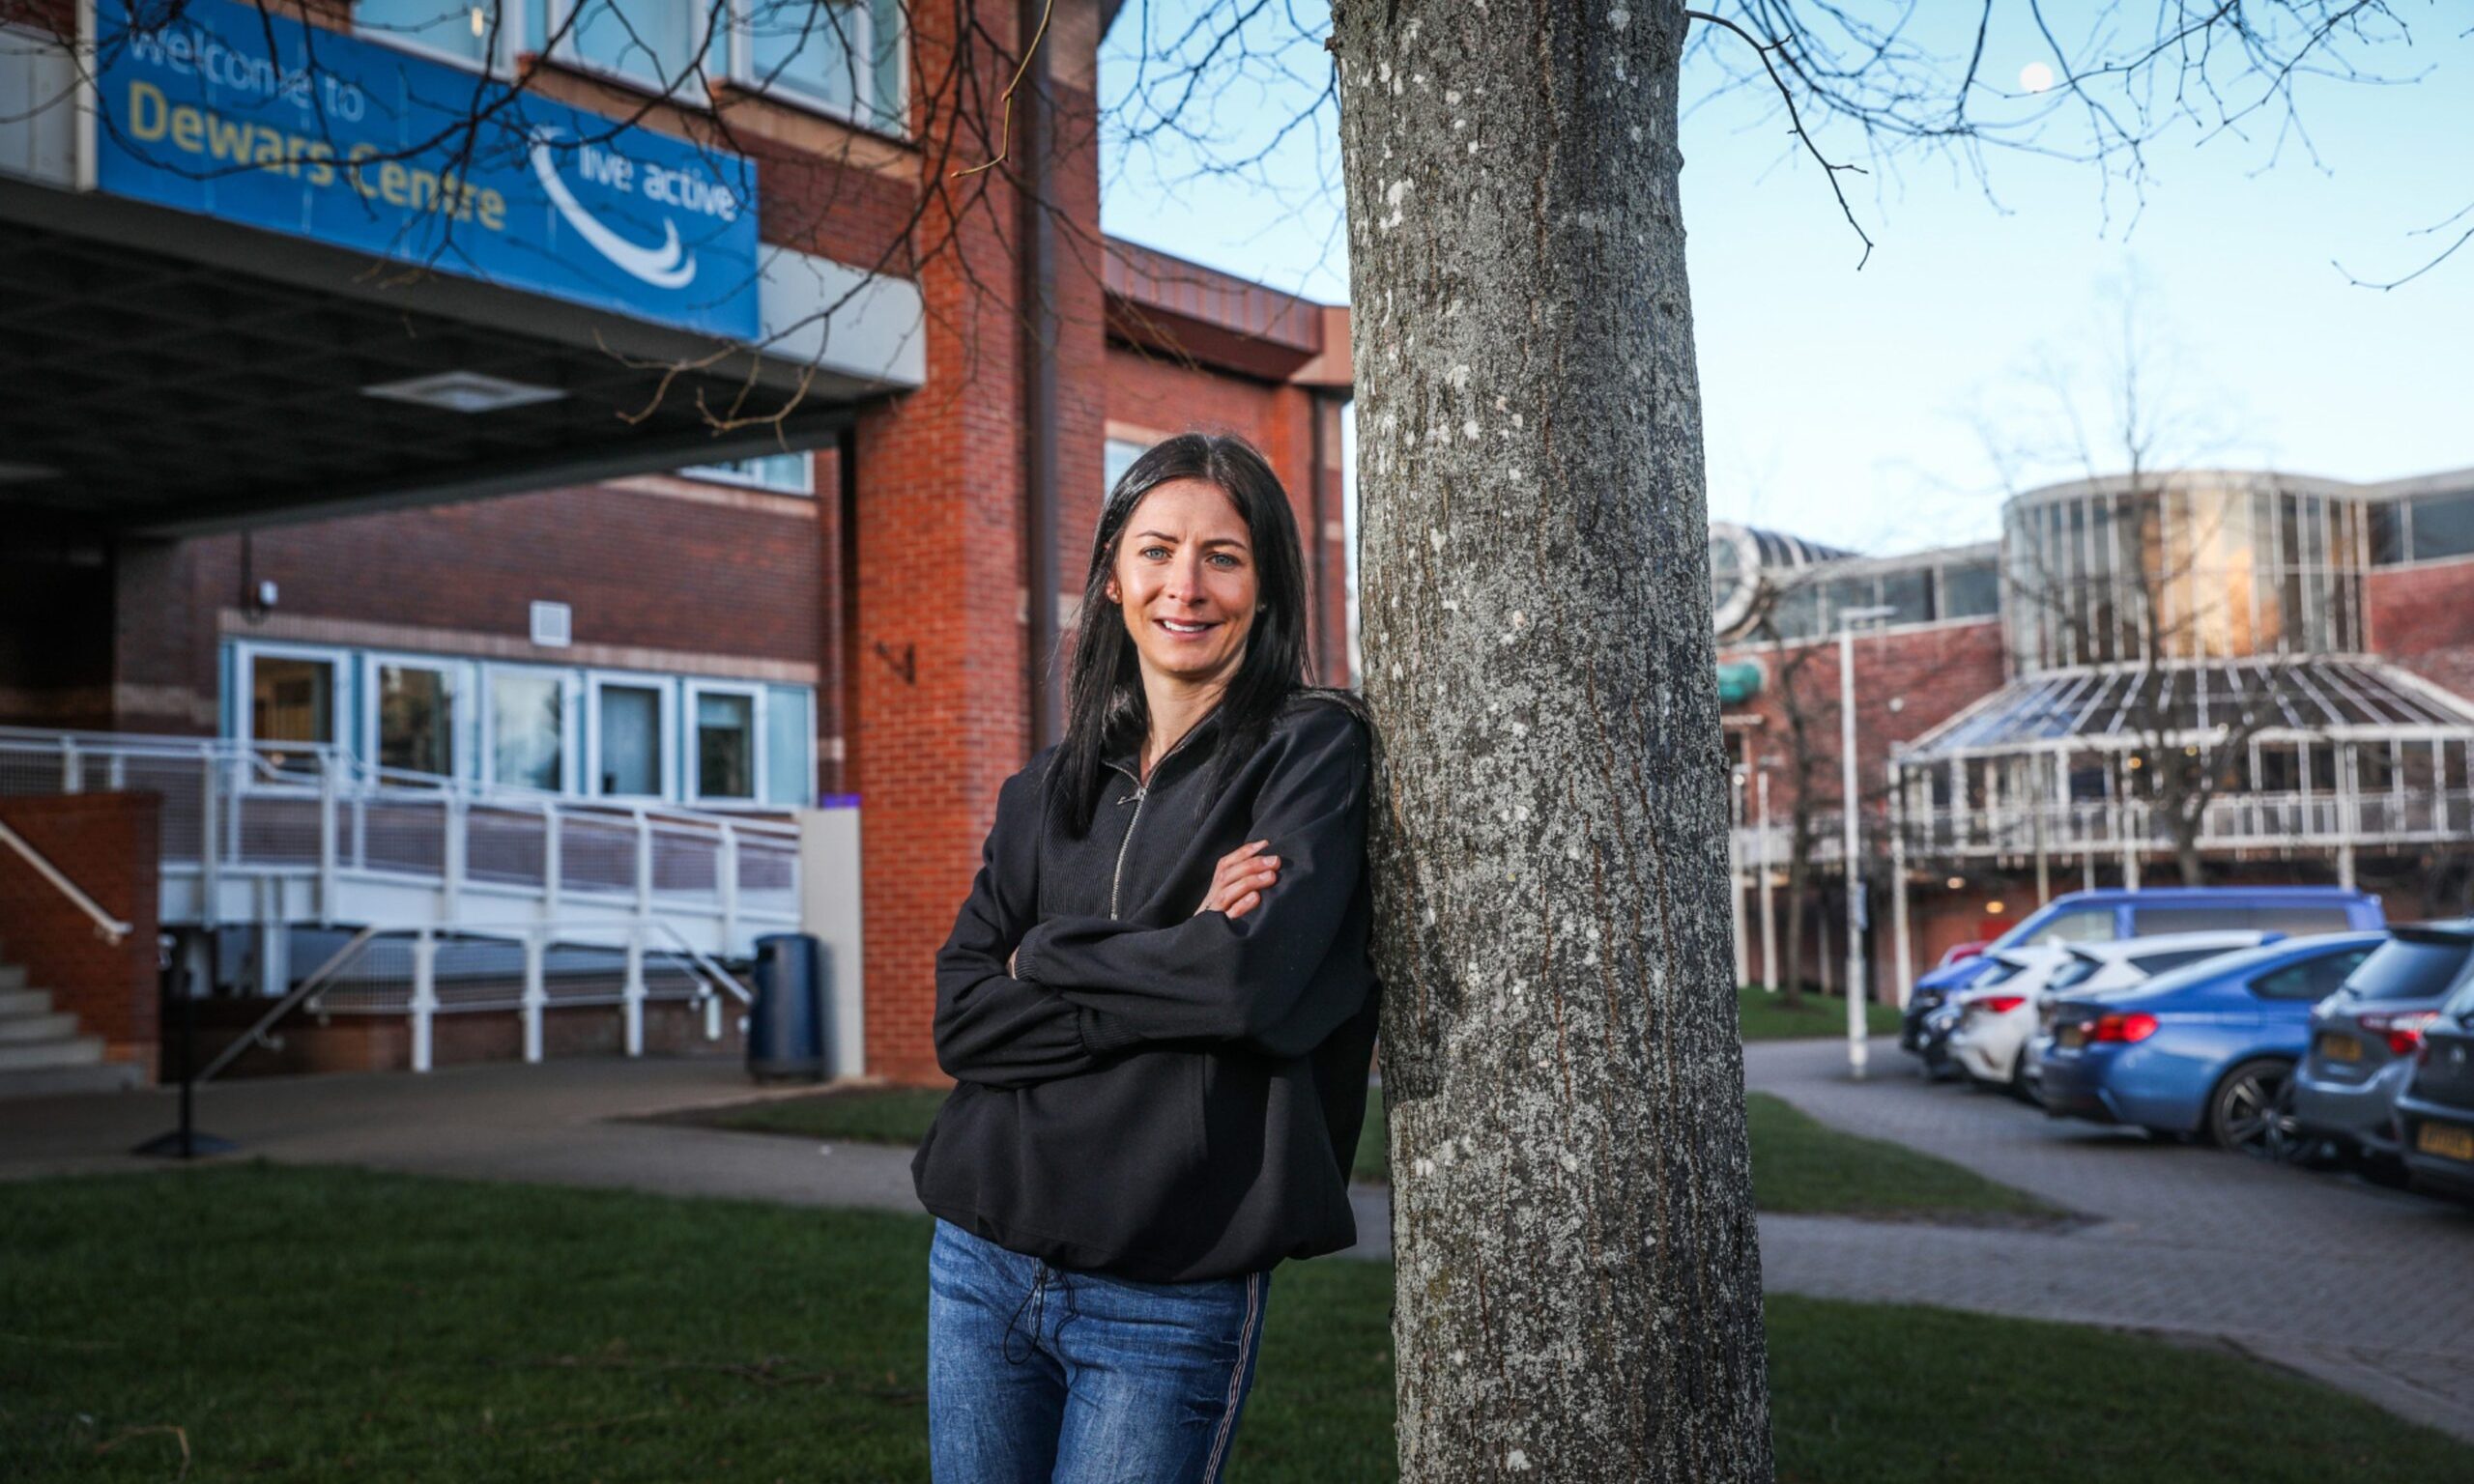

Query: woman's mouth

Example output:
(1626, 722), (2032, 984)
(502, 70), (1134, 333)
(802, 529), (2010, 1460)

(1157, 617), (1220, 638)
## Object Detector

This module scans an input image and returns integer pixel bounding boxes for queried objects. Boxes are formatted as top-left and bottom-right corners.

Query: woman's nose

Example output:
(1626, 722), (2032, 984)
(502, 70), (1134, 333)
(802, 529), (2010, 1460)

(1163, 554), (1208, 602)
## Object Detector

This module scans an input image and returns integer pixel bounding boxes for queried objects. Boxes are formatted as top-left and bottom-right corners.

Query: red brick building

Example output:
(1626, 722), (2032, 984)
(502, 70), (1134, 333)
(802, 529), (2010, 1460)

(0, 0), (1348, 1087)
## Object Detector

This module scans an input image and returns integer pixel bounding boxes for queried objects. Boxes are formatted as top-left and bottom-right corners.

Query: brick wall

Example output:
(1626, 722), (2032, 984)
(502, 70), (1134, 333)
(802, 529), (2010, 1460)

(2366, 556), (2474, 701)
(1717, 617), (2007, 816)
(0, 793), (160, 1076)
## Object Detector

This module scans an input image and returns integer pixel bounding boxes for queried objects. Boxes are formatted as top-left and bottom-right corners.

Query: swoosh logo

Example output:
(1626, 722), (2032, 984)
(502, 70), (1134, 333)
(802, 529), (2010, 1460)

(528, 127), (697, 291)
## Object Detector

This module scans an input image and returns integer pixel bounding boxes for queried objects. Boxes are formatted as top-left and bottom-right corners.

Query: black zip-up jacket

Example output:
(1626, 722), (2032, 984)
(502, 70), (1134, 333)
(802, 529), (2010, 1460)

(910, 694), (1380, 1282)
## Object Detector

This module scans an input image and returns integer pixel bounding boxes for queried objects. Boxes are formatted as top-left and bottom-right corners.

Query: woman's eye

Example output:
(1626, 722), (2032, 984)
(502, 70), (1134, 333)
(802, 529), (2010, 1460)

(1208, 554), (1242, 569)
(1138, 545), (1169, 559)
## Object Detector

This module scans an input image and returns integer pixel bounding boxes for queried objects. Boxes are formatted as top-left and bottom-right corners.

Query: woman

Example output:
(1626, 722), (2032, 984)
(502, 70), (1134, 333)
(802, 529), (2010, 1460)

(912, 433), (1378, 1484)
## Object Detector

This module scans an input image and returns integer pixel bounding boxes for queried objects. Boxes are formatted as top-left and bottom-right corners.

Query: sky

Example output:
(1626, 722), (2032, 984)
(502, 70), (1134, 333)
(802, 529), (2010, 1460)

(1094, 4), (2474, 559)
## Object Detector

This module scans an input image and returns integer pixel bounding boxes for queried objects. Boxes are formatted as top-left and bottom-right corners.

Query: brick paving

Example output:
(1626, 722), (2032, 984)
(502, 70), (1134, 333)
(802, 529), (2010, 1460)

(6, 1046), (2468, 1440)
(1746, 1034), (2474, 1441)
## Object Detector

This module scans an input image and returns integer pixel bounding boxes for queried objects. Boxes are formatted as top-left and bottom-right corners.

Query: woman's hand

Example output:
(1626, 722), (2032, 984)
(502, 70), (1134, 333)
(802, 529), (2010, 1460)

(1195, 839), (1280, 919)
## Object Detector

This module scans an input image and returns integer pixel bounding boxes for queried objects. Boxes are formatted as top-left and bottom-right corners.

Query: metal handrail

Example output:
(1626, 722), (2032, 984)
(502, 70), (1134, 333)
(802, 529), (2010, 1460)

(0, 817), (133, 945)
(196, 924), (384, 1085)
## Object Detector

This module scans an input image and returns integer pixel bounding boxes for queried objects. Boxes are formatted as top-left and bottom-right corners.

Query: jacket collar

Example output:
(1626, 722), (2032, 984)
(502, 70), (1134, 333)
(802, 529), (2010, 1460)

(1104, 703), (1227, 786)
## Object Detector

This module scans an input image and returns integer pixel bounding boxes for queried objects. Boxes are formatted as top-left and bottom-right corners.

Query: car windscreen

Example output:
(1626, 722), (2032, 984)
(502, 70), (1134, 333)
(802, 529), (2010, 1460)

(1973, 958), (2029, 986)
(2133, 905), (2355, 936)
(2128, 946), (2242, 977)
(2341, 933), (2474, 1003)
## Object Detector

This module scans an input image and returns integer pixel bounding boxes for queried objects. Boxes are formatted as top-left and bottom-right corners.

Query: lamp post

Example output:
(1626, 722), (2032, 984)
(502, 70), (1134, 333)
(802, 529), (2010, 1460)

(1839, 604), (1896, 1079)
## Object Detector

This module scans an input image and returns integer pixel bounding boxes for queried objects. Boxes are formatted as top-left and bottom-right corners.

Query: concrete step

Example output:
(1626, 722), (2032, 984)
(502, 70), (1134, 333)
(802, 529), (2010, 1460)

(0, 1011), (78, 1043)
(0, 963), (26, 991)
(0, 1062), (145, 1099)
(0, 987), (52, 1017)
(0, 1035), (105, 1071)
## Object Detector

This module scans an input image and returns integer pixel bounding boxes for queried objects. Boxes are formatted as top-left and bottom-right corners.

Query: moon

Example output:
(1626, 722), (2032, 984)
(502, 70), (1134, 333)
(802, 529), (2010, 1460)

(2020, 61), (2057, 93)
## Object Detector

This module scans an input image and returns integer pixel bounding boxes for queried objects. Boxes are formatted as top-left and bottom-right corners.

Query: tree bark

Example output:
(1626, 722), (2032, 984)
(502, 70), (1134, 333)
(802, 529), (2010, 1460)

(1333, 2), (1775, 1478)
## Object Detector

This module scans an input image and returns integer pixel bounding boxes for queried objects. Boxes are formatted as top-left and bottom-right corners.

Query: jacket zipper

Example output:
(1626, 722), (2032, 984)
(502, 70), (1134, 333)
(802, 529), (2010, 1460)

(1106, 722), (1206, 920)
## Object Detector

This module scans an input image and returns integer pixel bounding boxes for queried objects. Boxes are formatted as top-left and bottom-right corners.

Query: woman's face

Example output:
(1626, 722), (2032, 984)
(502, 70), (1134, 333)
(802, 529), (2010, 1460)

(1106, 478), (1260, 692)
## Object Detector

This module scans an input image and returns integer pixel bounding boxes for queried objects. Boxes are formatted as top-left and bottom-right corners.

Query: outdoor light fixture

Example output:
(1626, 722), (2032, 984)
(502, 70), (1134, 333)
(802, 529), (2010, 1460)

(361, 370), (567, 414)
(1945, 875), (1965, 891)
(1986, 900), (2007, 915)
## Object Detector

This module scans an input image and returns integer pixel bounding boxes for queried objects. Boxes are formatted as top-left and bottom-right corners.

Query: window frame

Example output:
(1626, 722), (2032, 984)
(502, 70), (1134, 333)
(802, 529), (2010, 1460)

(360, 651), (478, 784)
(587, 671), (678, 802)
(481, 662), (581, 796)
(544, 0), (717, 99)
(352, 0), (528, 75)
(231, 641), (352, 775)
(679, 451), (817, 495)
(724, 0), (908, 134)
(684, 678), (767, 805)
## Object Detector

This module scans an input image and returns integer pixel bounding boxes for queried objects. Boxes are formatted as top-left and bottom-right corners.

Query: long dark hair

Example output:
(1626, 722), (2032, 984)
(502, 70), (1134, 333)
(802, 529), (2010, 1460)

(1046, 432), (1356, 837)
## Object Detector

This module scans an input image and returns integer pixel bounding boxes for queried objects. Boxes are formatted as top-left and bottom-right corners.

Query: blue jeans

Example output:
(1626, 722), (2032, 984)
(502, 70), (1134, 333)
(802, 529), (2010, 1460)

(927, 1218), (1271, 1484)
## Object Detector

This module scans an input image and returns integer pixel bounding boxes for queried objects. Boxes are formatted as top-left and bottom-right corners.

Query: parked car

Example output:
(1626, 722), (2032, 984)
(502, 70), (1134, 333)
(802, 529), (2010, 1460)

(2037, 932), (2384, 1156)
(1913, 947), (2059, 1081)
(2394, 977), (2474, 1201)
(2290, 920), (2474, 1170)
(1949, 931), (2278, 1097)
(1899, 886), (2382, 1067)
(1937, 941), (1990, 970)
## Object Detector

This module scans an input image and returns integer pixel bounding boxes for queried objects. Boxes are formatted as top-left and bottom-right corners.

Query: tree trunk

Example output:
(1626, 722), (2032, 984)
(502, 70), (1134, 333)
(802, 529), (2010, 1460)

(1334, 2), (1775, 1478)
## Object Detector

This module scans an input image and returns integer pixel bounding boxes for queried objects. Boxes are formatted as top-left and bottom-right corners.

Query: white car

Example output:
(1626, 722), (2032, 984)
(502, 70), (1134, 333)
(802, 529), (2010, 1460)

(1948, 930), (2277, 1095)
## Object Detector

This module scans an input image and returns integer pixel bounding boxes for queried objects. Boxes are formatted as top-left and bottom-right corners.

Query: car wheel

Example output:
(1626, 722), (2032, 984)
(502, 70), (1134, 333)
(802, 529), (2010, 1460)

(2208, 1058), (2300, 1159)
(2005, 1043), (2041, 1105)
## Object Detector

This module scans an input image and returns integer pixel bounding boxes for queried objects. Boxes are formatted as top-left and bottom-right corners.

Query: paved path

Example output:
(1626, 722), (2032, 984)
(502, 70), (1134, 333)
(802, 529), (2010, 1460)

(6, 1046), (2469, 1440)
(1746, 1035), (2474, 1442)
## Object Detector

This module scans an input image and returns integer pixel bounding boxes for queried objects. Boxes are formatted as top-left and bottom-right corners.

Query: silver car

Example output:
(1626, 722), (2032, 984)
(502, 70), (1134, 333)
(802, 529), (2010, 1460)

(2290, 920), (2474, 1166)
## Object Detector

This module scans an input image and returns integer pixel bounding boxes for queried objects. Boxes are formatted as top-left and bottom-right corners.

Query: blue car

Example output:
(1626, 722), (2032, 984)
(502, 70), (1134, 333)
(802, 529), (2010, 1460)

(1902, 886), (2383, 1064)
(2036, 933), (2385, 1156)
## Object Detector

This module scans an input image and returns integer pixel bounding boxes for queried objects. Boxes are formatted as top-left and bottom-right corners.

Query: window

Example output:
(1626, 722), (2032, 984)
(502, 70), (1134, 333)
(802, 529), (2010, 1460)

(2408, 488), (2474, 562)
(561, 0), (703, 90)
(2252, 949), (2373, 1002)
(490, 670), (567, 791)
(2130, 947), (2237, 977)
(374, 661), (461, 777)
(764, 685), (813, 806)
(1763, 579), (1823, 641)
(2027, 908), (2116, 947)
(1878, 568), (1933, 627)
(693, 687), (759, 801)
(1105, 438), (1147, 499)
(357, 0), (511, 68)
(682, 452), (814, 494)
(248, 653), (338, 774)
(593, 680), (669, 797)
(2342, 932), (2474, 1002)
(730, 0), (906, 130)
(1939, 559), (1999, 621)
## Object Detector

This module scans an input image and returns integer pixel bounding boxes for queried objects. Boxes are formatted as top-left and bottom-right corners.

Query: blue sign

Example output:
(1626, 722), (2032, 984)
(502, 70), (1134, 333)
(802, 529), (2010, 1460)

(94, 0), (762, 339)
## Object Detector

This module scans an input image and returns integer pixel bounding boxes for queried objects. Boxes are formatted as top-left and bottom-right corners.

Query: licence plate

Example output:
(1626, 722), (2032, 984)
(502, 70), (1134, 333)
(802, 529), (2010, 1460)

(2057, 1024), (2086, 1050)
(2318, 1033), (2363, 1064)
(2417, 1123), (2474, 1163)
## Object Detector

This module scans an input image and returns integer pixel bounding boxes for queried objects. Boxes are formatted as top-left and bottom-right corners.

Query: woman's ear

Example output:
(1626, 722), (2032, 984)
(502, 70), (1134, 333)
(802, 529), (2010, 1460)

(1106, 580), (1121, 604)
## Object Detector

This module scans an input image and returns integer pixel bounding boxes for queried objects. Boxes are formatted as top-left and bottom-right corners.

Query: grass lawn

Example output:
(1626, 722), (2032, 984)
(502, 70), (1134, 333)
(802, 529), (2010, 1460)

(703, 1087), (2057, 1223)
(5, 1165), (2465, 1483)
(1740, 985), (1904, 1041)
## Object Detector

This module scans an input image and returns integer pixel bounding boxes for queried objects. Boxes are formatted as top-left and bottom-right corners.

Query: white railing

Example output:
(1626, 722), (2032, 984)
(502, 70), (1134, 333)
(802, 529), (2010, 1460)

(1897, 786), (2474, 859)
(1740, 786), (2474, 868)
(201, 919), (752, 1078)
(0, 727), (799, 956)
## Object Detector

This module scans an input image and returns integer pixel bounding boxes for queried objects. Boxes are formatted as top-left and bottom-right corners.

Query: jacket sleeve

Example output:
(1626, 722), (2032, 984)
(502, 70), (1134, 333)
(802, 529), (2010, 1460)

(932, 763), (1100, 1088)
(1011, 703), (1370, 1061)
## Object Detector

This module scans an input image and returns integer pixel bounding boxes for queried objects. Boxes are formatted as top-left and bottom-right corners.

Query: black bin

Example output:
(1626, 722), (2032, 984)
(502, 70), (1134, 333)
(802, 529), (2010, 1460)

(747, 932), (826, 1081)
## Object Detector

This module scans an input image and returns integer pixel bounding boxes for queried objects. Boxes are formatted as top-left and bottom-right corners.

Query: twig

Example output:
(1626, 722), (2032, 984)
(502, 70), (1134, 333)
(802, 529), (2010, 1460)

(956, 0), (1059, 179)
(95, 1423), (190, 1481)
(1685, 9), (1875, 268)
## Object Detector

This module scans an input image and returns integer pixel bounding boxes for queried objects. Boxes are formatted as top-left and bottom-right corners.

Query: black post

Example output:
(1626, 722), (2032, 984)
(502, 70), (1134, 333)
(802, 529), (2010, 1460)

(134, 935), (234, 1158)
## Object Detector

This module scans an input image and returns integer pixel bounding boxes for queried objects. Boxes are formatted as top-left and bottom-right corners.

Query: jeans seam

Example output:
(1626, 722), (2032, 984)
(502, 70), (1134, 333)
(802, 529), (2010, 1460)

(1201, 1270), (1263, 1483)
